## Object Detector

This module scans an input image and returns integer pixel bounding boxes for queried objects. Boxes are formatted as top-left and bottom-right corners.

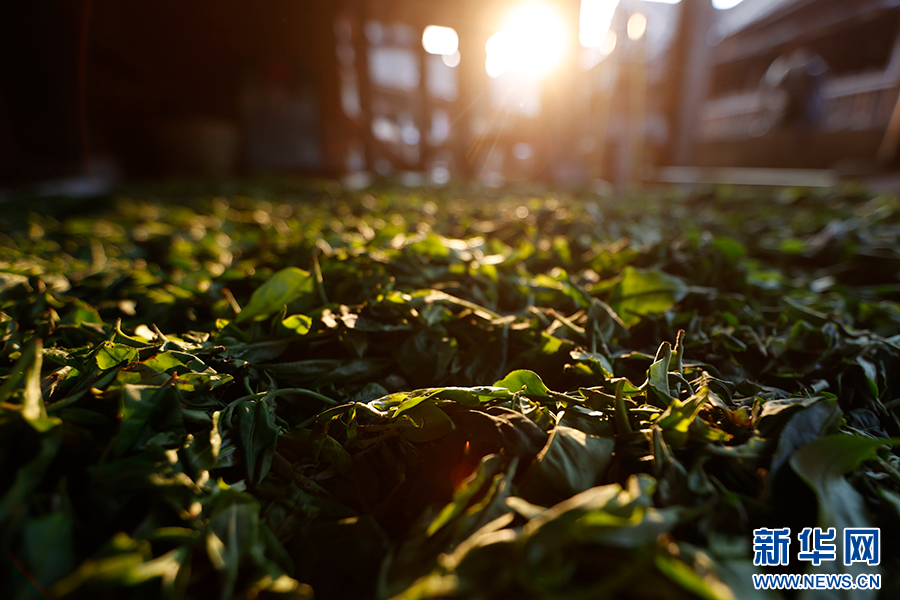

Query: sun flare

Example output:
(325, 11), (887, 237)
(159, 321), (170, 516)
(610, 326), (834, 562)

(485, 1), (570, 79)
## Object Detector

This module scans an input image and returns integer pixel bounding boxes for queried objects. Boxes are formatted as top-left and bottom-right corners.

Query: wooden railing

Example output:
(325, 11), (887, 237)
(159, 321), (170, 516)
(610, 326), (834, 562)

(698, 71), (900, 141)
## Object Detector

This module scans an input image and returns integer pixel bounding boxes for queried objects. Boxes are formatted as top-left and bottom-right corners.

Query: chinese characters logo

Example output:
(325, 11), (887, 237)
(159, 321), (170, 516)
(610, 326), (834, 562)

(752, 527), (880, 567)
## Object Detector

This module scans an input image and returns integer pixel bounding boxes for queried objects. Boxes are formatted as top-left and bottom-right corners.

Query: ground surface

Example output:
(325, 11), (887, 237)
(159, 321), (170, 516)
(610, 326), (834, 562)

(1, 180), (899, 599)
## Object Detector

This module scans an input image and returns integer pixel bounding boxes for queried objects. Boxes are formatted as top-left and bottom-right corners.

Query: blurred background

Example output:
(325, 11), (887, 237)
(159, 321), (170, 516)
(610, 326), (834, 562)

(3, 0), (900, 192)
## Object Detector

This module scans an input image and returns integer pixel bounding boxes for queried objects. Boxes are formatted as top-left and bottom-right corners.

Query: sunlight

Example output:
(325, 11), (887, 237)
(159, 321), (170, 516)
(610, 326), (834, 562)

(580, 0), (618, 48)
(579, 0), (678, 51)
(601, 30), (617, 55)
(422, 25), (459, 56)
(484, 1), (570, 79)
(626, 12), (647, 41)
(713, 0), (744, 9)
(441, 51), (461, 68)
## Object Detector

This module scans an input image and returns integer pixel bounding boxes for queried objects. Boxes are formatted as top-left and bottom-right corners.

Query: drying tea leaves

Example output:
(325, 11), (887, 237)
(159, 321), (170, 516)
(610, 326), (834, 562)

(1, 181), (899, 599)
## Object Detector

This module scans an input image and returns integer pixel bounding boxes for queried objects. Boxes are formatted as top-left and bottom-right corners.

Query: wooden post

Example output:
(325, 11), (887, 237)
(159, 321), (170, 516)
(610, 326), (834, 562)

(415, 20), (430, 172)
(351, 0), (375, 171)
(588, 62), (616, 181)
(537, 0), (582, 182)
(628, 26), (647, 185)
(876, 20), (900, 165)
(452, 21), (486, 180)
(669, 0), (715, 166)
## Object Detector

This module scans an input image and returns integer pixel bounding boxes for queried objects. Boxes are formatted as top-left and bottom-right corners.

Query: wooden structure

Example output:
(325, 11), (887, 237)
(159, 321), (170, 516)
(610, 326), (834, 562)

(11, 0), (899, 185)
(1, 0), (589, 184)
(694, 0), (900, 170)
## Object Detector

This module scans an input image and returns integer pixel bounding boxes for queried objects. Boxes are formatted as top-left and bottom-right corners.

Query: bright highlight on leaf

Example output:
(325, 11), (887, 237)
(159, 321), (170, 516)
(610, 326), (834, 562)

(96, 341), (139, 370)
(236, 267), (313, 323)
(610, 266), (689, 327)
(493, 369), (550, 396)
(282, 313), (313, 335)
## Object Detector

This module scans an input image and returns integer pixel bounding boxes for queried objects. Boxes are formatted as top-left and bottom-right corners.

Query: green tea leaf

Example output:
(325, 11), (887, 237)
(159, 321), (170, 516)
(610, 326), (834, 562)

(282, 313), (313, 335)
(142, 351), (187, 373)
(791, 435), (898, 530)
(234, 397), (279, 483)
(236, 267), (313, 323)
(493, 369), (550, 397)
(518, 423), (615, 505)
(95, 342), (139, 370)
(610, 267), (688, 327)
(0, 339), (47, 420)
(116, 384), (185, 456)
(655, 387), (716, 447)
(791, 435), (899, 600)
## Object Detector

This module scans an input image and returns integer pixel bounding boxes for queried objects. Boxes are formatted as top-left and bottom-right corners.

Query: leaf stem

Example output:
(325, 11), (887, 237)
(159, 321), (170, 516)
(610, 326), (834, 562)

(614, 379), (633, 435)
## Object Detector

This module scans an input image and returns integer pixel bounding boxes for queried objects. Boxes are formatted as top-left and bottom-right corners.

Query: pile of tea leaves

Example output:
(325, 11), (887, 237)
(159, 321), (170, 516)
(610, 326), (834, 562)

(1, 181), (899, 600)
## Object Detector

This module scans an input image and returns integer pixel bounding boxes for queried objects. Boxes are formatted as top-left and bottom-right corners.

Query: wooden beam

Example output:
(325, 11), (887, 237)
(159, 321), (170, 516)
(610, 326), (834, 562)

(671, 0), (716, 166)
(714, 0), (900, 66)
